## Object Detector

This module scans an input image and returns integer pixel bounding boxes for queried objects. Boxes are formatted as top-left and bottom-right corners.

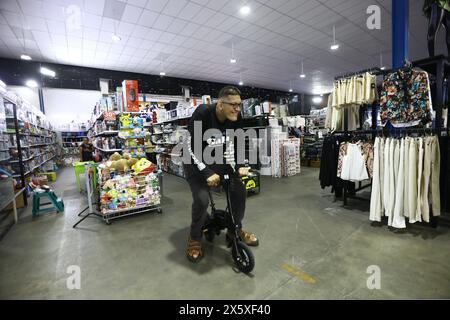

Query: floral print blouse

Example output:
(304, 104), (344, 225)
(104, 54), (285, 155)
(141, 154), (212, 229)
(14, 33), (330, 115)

(380, 68), (433, 127)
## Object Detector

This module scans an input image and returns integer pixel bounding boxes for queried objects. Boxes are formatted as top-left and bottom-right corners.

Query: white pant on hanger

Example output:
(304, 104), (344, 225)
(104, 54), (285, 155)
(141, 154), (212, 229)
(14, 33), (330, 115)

(370, 137), (382, 222)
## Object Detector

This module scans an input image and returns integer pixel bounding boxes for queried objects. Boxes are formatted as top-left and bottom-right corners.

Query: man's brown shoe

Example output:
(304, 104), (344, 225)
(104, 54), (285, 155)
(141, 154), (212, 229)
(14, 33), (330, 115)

(186, 236), (203, 263)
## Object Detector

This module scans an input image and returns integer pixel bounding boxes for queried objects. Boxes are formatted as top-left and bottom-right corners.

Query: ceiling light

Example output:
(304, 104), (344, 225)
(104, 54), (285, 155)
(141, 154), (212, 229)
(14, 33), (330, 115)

(112, 34), (121, 42)
(160, 72), (166, 76)
(289, 89), (293, 92)
(40, 67), (56, 77)
(330, 26), (339, 51)
(239, 81), (244, 86)
(240, 6), (250, 15)
(230, 42), (237, 64)
(379, 53), (385, 70)
(312, 96), (323, 104)
(21, 54), (32, 61)
(26, 80), (38, 88)
(300, 60), (306, 78)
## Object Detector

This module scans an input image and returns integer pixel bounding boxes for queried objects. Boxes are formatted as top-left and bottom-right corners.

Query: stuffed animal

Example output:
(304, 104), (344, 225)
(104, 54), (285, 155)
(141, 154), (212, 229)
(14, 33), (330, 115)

(127, 158), (138, 168)
(108, 189), (118, 200)
(118, 189), (128, 202)
(122, 152), (131, 160)
(133, 127), (142, 137)
(127, 178), (136, 189)
(109, 152), (122, 161)
(120, 114), (132, 128)
(100, 192), (111, 205)
(132, 158), (152, 174)
(112, 159), (129, 173)
(102, 179), (115, 190)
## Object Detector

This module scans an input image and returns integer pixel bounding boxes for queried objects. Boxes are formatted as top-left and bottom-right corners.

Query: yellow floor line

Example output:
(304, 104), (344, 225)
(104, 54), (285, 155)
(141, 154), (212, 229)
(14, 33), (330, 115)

(281, 263), (316, 284)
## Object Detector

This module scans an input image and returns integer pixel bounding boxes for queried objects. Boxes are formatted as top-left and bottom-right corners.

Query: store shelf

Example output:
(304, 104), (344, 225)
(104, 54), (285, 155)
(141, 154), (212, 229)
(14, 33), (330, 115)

(33, 156), (56, 170)
(94, 130), (119, 137)
(29, 143), (53, 147)
(94, 146), (122, 153)
(13, 171), (30, 178)
(119, 135), (146, 139)
(0, 157), (11, 162)
(10, 155), (34, 163)
(123, 146), (145, 149)
(154, 115), (192, 125)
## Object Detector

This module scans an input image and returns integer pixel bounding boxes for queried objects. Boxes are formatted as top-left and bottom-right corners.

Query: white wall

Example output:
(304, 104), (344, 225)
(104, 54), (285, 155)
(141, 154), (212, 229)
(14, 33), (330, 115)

(8, 86), (40, 108)
(42, 88), (101, 127)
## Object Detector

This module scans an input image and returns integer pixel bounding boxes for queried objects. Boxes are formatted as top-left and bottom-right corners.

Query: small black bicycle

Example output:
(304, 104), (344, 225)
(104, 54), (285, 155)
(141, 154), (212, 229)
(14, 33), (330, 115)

(202, 173), (255, 274)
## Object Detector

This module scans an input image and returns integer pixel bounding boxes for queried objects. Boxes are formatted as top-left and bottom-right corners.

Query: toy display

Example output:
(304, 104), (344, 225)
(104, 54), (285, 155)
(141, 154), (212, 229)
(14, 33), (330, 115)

(97, 152), (161, 215)
(119, 114), (146, 158)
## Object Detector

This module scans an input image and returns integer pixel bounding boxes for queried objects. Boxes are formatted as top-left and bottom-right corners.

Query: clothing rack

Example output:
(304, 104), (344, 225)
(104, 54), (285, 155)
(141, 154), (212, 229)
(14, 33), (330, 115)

(331, 56), (450, 227)
(334, 67), (384, 81)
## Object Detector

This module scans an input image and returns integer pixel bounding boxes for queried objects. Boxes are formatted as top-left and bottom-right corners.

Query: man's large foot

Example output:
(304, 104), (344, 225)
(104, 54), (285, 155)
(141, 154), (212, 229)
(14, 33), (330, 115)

(186, 236), (203, 263)
(227, 229), (259, 247)
(240, 229), (259, 247)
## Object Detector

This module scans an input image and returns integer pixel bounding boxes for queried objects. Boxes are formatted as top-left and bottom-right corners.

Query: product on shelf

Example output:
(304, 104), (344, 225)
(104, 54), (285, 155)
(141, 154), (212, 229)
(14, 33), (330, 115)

(122, 80), (140, 112)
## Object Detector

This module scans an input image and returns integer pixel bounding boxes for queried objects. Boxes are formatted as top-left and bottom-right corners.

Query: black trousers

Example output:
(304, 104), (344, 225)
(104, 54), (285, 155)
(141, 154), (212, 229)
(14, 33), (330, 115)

(187, 175), (246, 241)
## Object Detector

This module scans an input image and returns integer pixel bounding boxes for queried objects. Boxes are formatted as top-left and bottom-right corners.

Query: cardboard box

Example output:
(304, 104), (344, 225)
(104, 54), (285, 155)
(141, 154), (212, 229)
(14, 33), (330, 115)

(122, 80), (139, 112)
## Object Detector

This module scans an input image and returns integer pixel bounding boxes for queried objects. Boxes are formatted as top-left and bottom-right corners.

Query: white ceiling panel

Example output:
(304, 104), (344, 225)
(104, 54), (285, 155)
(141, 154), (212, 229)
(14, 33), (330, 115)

(145, 0), (168, 14)
(127, 0), (148, 8)
(152, 14), (174, 31)
(0, 0), (439, 94)
(121, 4), (143, 23)
(137, 9), (159, 28)
(84, 0), (106, 15)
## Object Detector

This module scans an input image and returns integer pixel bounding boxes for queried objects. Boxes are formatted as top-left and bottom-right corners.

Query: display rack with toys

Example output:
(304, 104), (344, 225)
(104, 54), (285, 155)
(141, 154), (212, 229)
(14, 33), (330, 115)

(118, 113), (146, 158)
(96, 152), (162, 222)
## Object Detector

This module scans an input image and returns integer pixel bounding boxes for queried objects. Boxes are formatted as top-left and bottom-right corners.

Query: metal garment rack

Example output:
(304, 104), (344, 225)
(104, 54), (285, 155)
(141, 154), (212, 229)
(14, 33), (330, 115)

(332, 55), (450, 227)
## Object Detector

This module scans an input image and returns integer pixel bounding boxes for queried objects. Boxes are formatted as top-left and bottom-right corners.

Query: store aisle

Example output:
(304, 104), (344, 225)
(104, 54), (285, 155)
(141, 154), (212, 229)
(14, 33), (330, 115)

(1, 167), (450, 299)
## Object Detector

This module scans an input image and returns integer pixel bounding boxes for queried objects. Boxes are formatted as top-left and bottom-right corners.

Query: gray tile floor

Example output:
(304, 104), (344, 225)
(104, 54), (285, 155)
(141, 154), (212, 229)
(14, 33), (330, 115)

(1, 167), (449, 299)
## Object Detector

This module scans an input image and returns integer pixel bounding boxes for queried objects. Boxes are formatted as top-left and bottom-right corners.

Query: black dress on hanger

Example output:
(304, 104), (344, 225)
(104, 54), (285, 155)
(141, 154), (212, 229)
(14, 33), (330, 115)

(425, 1), (450, 57)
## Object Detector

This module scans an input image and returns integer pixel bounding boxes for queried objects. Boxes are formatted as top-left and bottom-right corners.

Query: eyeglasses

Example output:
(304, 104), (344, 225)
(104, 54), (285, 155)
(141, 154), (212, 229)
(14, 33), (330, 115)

(222, 101), (242, 109)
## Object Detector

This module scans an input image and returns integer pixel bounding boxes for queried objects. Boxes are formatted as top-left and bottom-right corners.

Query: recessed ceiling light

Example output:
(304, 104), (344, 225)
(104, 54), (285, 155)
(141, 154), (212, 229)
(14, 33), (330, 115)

(230, 58), (237, 64)
(240, 6), (250, 15)
(330, 44), (339, 51)
(300, 74), (306, 79)
(289, 89), (293, 92)
(160, 72), (166, 76)
(312, 96), (323, 104)
(21, 54), (32, 61)
(26, 80), (38, 88)
(40, 67), (56, 77)
(380, 66), (386, 70)
(112, 34), (121, 42)
(239, 81), (244, 86)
